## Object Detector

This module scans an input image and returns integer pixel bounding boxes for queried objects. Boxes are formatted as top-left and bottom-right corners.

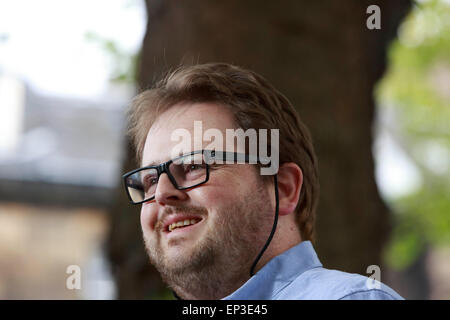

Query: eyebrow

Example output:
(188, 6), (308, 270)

(142, 159), (164, 167)
(142, 150), (201, 168)
(142, 152), (183, 167)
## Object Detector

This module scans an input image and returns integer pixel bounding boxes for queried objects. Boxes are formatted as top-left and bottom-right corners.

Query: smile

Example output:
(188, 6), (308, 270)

(168, 218), (201, 232)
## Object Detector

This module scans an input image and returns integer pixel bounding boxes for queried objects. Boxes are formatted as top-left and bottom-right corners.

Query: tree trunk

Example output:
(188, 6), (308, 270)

(107, 0), (411, 298)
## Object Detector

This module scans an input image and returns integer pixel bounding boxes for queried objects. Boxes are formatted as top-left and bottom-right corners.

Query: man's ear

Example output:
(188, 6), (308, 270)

(276, 162), (303, 216)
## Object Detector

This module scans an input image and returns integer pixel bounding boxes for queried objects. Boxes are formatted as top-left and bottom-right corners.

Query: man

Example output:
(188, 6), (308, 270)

(123, 63), (403, 300)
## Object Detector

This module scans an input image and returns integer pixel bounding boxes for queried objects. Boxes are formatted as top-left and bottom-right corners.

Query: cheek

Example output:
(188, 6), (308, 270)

(190, 180), (242, 208)
(140, 207), (148, 232)
(195, 168), (255, 204)
(140, 203), (157, 232)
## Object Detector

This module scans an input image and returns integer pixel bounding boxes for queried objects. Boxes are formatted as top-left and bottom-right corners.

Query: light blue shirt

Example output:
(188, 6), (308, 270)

(223, 241), (404, 300)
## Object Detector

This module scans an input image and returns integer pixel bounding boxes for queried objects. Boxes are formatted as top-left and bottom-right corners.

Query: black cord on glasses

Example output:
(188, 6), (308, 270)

(249, 174), (279, 277)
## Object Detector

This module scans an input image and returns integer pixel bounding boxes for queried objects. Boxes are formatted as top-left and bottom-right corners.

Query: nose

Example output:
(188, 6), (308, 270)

(154, 172), (188, 205)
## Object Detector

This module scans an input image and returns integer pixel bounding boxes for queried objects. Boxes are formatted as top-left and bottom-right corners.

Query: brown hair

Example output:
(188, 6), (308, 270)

(128, 63), (320, 242)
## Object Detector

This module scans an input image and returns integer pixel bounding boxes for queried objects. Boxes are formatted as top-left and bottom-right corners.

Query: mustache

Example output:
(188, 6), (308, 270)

(155, 205), (208, 232)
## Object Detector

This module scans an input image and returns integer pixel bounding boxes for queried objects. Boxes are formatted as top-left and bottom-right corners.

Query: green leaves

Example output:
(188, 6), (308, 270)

(84, 31), (139, 84)
(377, 0), (450, 270)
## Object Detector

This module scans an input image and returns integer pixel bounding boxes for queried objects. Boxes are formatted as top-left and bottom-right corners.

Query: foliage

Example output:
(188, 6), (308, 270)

(377, 0), (450, 270)
(84, 31), (140, 84)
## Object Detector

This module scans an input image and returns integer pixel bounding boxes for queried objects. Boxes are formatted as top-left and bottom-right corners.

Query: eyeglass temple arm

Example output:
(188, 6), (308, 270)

(205, 150), (271, 165)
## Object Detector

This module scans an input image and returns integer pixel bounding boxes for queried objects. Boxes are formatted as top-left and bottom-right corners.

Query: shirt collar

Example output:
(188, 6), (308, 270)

(222, 240), (322, 300)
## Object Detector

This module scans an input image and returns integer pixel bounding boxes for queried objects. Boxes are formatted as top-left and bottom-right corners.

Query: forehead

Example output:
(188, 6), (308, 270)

(141, 102), (238, 166)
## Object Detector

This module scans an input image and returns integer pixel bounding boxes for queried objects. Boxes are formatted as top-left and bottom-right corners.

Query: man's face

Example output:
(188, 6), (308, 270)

(140, 102), (274, 297)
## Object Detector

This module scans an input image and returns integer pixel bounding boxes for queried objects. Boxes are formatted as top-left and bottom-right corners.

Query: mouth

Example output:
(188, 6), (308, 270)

(168, 218), (202, 232)
(162, 215), (204, 235)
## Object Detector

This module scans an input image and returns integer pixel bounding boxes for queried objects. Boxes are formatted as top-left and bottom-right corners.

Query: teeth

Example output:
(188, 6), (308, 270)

(168, 219), (200, 232)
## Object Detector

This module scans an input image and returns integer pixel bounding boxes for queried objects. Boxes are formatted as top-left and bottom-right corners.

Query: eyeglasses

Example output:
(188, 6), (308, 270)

(122, 149), (270, 204)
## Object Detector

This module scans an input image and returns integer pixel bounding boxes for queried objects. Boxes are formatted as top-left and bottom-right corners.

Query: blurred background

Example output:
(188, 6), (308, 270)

(0, 0), (448, 299)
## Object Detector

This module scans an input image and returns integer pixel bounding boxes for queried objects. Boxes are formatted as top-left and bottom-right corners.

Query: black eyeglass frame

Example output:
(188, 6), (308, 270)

(122, 149), (271, 205)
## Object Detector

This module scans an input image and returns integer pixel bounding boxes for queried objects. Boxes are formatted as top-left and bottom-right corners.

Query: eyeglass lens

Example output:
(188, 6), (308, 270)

(125, 153), (207, 203)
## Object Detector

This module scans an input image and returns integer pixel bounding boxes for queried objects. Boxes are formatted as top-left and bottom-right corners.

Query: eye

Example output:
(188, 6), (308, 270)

(143, 174), (158, 190)
(184, 164), (203, 173)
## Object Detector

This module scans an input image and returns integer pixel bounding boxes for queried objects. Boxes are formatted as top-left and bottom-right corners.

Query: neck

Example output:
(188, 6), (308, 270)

(251, 218), (303, 274)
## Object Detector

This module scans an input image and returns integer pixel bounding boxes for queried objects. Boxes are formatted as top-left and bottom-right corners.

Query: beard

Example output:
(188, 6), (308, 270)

(142, 179), (275, 299)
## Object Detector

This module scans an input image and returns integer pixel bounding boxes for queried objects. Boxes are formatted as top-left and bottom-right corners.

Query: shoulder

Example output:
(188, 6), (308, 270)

(275, 267), (404, 300)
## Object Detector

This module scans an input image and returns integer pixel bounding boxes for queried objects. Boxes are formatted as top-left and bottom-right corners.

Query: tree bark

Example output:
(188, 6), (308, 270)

(107, 0), (411, 298)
